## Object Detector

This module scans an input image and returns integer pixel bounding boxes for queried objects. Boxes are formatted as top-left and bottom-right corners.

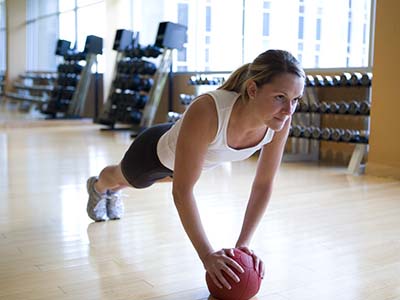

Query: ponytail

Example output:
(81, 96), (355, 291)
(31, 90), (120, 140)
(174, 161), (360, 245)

(218, 63), (250, 93)
(218, 50), (305, 103)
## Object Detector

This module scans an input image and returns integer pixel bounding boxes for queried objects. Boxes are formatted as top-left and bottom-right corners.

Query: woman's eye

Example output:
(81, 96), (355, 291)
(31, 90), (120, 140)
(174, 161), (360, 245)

(275, 95), (286, 102)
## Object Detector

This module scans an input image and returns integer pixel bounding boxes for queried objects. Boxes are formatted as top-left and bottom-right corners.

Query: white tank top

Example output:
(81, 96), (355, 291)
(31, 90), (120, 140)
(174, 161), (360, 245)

(157, 89), (275, 170)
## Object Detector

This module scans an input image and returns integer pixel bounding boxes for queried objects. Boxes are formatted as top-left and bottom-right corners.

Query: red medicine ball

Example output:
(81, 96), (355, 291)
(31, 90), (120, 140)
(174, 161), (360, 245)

(206, 248), (262, 300)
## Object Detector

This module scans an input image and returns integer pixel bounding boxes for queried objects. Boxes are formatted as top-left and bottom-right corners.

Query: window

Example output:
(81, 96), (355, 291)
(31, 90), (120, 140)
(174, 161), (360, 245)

(25, 0), (374, 72)
(162, 0), (374, 70)
(26, 1), (59, 71)
(0, 0), (6, 72)
(262, 13), (270, 36)
(26, 0), (106, 72)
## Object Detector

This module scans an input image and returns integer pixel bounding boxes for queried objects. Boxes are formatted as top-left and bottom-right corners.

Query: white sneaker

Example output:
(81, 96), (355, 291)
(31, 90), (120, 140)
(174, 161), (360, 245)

(86, 176), (108, 222)
(107, 190), (124, 220)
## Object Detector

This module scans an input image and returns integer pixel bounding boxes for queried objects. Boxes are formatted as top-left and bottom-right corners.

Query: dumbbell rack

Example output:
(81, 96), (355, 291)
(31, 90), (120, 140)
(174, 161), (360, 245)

(41, 52), (86, 118)
(287, 72), (372, 175)
(98, 44), (162, 132)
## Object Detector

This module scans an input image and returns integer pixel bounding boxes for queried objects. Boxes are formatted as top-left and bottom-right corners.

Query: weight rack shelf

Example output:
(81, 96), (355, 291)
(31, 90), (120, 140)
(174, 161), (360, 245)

(287, 72), (372, 175)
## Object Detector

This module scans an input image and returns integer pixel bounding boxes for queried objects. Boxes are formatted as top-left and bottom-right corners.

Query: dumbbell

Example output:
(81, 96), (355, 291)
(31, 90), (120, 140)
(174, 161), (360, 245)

(139, 77), (154, 92)
(135, 94), (148, 109)
(303, 126), (313, 139)
(361, 72), (372, 86)
(331, 128), (345, 142)
(127, 74), (142, 91)
(348, 100), (361, 115)
(143, 45), (162, 58)
(332, 75), (342, 86)
(314, 75), (325, 87)
(319, 101), (331, 113)
(311, 127), (322, 139)
(323, 75), (334, 86)
(321, 128), (332, 140)
(350, 72), (363, 86)
(179, 94), (196, 106)
(338, 101), (350, 114)
(128, 46), (145, 58)
(72, 63), (83, 74)
(342, 129), (358, 143)
(57, 63), (67, 73)
(359, 100), (370, 115)
(344, 129), (369, 143)
(167, 111), (182, 123)
(292, 125), (304, 137)
(329, 102), (340, 114)
(130, 109), (143, 124)
(340, 72), (352, 86)
(305, 75), (315, 87)
(141, 61), (157, 75)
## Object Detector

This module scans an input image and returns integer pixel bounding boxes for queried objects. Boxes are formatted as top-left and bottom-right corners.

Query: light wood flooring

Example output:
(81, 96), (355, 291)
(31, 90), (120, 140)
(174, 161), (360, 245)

(0, 112), (399, 300)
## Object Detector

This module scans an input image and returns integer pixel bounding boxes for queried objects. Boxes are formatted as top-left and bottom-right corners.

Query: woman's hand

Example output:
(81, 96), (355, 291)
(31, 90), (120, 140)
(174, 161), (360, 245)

(236, 246), (265, 279)
(202, 249), (245, 290)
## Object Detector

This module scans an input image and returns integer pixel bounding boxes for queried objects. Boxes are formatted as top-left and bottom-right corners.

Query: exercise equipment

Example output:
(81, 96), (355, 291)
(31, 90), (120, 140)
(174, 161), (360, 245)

(205, 248), (262, 300)
(99, 23), (187, 131)
(41, 36), (103, 118)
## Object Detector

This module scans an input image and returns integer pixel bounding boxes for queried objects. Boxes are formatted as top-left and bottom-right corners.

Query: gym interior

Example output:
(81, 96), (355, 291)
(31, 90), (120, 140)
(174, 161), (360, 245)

(0, 1), (399, 299)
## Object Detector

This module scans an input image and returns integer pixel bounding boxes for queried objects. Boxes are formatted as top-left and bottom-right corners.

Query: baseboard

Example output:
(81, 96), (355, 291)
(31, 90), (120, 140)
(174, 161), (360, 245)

(366, 162), (400, 180)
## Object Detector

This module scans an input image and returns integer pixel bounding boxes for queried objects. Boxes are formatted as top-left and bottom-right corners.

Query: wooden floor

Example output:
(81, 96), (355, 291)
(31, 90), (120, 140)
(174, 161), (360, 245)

(1, 111), (400, 300)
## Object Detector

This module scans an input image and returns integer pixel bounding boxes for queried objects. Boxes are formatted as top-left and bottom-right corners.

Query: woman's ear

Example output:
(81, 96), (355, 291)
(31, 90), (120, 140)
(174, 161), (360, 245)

(246, 80), (257, 99)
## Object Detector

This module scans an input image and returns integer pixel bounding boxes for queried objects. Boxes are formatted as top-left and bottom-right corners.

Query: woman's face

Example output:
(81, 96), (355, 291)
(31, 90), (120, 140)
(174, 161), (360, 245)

(248, 73), (304, 131)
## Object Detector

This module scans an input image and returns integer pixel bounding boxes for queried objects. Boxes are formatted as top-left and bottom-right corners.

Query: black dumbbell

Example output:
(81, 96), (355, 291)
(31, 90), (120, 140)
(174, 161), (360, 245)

(303, 126), (313, 139)
(338, 101), (350, 114)
(179, 94), (196, 106)
(332, 75), (341, 86)
(127, 74), (141, 91)
(130, 109), (143, 124)
(319, 101), (330, 113)
(139, 77), (153, 92)
(323, 75), (334, 86)
(314, 75), (325, 87)
(167, 111), (182, 123)
(348, 100), (361, 115)
(331, 128), (345, 142)
(340, 72), (352, 86)
(292, 125), (304, 137)
(350, 72), (363, 86)
(361, 72), (372, 86)
(311, 127), (322, 139)
(305, 75), (315, 87)
(321, 128), (332, 140)
(329, 102), (340, 114)
(133, 94), (148, 109)
(359, 100), (370, 115)
(143, 45), (162, 58)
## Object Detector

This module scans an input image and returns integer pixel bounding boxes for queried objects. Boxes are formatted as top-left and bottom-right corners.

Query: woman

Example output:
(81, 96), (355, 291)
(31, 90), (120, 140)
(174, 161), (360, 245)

(86, 49), (305, 290)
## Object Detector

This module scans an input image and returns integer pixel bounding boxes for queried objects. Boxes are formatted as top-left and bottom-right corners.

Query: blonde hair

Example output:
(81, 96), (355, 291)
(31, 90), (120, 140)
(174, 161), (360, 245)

(219, 49), (305, 102)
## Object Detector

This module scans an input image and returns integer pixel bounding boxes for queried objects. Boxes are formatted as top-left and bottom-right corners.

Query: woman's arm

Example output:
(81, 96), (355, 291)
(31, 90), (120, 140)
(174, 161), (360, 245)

(172, 95), (244, 289)
(236, 118), (292, 248)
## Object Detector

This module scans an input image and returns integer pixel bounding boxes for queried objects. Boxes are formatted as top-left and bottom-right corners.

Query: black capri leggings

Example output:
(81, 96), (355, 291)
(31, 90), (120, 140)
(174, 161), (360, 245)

(120, 123), (174, 189)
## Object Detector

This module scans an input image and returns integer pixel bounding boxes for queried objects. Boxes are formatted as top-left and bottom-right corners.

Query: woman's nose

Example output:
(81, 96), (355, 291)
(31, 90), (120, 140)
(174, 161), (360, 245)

(283, 100), (296, 115)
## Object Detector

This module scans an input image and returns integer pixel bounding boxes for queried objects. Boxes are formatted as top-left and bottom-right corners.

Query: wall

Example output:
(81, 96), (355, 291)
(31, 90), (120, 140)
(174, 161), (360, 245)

(366, 0), (400, 179)
(5, 0), (26, 92)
